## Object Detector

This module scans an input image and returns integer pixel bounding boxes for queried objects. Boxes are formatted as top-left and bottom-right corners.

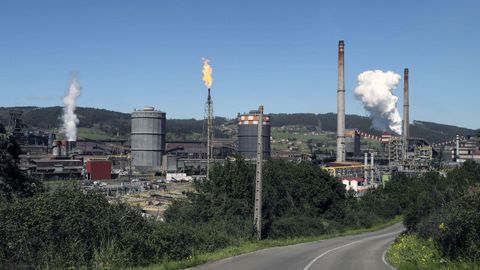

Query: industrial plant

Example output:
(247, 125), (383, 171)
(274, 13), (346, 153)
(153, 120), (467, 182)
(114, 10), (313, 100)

(323, 40), (480, 195)
(2, 40), (478, 216)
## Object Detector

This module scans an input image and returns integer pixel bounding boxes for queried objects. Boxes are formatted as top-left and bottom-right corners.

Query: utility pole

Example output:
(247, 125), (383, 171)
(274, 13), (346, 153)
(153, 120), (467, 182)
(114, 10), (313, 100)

(254, 105), (264, 240)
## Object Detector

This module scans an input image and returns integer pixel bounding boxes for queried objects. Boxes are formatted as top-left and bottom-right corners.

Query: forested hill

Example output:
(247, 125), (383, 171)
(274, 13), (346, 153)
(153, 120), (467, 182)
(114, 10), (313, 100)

(270, 113), (378, 134)
(0, 106), (228, 139)
(0, 106), (477, 143)
(269, 113), (479, 143)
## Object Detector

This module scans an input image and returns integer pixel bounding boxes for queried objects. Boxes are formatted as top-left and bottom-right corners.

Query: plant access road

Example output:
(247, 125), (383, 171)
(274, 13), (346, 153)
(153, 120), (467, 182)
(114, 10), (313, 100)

(192, 222), (404, 270)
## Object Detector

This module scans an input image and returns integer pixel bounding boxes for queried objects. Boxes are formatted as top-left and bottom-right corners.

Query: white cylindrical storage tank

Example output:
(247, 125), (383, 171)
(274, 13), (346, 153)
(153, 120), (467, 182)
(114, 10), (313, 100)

(131, 107), (166, 171)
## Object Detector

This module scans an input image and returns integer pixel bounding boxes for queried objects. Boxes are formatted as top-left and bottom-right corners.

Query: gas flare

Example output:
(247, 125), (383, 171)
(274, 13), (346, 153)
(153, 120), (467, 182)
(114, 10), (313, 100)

(202, 58), (213, 89)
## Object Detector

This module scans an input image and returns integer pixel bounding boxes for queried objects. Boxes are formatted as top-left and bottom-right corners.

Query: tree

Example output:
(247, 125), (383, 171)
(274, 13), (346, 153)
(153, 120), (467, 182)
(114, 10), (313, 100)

(0, 125), (41, 199)
(165, 158), (347, 238)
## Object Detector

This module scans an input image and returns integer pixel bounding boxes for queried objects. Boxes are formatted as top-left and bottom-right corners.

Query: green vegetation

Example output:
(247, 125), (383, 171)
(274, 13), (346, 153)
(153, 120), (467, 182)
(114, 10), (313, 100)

(0, 124), (42, 199)
(388, 234), (480, 270)
(269, 112), (478, 143)
(166, 131), (203, 141)
(0, 107), (230, 140)
(271, 128), (334, 153)
(0, 127), (406, 270)
(272, 128), (333, 141)
(385, 161), (480, 269)
(271, 127), (383, 154)
(410, 120), (477, 144)
(78, 127), (115, 140)
(361, 137), (382, 151)
(271, 142), (289, 151)
(5, 120), (480, 269)
(0, 106), (477, 143)
(139, 216), (402, 270)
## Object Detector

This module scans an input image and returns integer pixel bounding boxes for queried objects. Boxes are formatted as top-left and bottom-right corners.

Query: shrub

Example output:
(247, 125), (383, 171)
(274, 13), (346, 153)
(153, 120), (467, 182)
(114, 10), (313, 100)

(0, 188), (153, 269)
(268, 216), (334, 238)
(432, 193), (480, 258)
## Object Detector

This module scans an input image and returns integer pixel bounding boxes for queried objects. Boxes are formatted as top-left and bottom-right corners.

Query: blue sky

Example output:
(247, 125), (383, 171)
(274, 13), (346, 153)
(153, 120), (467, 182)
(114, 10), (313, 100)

(1, 0), (479, 128)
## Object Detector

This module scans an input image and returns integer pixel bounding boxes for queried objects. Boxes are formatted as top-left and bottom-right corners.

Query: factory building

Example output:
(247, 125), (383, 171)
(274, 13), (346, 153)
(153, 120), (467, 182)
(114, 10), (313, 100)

(30, 159), (83, 180)
(52, 140), (77, 157)
(237, 110), (271, 159)
(382, 133), (404, 164)
(131, 107), (166, 172)
(453, 136), (480, 163)
(345, 129), (361, 157)
(413, 145), (433, 165)
(271, 150), (304, 162)
(85, 160), (112, 180)
(163, 139), (236, 173)
(324, 162), (365, 178)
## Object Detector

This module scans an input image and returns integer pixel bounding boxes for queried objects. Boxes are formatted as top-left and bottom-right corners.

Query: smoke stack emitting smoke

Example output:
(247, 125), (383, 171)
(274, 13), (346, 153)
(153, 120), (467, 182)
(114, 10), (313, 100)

(354, 70), (402, 135)
(62, 76), (81, 141)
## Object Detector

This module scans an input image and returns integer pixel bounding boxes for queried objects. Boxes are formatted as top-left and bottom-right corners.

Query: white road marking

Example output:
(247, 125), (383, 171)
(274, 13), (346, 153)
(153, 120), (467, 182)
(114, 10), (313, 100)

(303, 230), (402, 270)
(382, 248), (396, 270)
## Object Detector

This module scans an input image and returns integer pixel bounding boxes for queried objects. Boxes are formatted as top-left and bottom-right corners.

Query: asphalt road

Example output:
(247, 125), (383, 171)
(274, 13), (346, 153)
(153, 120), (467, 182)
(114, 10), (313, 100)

(192, 222), (404, 270)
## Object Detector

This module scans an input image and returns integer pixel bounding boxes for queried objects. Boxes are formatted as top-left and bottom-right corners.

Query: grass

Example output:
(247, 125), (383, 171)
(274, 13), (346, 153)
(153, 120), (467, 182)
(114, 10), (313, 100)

(135, 216), (403, 270)
(43, 179), (82, 190)
(271, 129), (336, 154)
(78, 127), (114, 140)
(271, 129), (383, 154)
(387, 233), (480, 270)
(271, 130), (334, 141)
(271, 143), (289, 151)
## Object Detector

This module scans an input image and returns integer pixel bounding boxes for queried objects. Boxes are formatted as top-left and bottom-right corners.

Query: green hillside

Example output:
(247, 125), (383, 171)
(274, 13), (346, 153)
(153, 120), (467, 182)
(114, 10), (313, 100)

(0, 107), (229, 140)
(269, 113), (478, 143)
(0, 106), (477, 143)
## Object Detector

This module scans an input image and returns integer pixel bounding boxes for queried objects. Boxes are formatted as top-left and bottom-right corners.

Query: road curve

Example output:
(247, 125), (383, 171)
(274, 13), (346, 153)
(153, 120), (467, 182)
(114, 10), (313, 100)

(192, 222), (404, 270)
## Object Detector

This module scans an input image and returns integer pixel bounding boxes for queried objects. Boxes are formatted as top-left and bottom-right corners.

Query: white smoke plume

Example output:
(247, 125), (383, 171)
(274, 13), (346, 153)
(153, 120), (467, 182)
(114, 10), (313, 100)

(62, 76), (81, 141)
(354, 70), (402, 135)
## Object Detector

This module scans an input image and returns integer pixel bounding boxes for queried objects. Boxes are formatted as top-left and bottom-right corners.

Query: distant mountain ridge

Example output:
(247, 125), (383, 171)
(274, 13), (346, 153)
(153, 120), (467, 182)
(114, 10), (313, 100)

(0, 106), (477, 143)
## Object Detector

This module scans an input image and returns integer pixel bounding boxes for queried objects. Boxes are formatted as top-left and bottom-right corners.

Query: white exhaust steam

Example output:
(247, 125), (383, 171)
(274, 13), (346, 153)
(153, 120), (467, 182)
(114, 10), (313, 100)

(62, 76), (81, 141)
(354, 70), (402, 135)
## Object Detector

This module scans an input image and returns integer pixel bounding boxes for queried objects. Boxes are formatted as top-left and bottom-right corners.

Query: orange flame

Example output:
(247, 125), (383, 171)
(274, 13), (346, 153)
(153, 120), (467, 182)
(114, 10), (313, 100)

(202, 58), (213, 89)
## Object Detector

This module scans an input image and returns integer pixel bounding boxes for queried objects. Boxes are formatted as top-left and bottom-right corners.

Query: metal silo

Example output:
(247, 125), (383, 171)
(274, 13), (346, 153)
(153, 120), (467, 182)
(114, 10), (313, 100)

(238, 110), (271, 159)
(131, 107), (166, 171)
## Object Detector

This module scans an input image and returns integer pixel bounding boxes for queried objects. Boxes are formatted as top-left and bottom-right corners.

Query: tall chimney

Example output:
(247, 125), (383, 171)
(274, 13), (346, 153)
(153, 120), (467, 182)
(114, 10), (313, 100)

(403, 68), (409, 159)
(336, 40), (346, 162)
